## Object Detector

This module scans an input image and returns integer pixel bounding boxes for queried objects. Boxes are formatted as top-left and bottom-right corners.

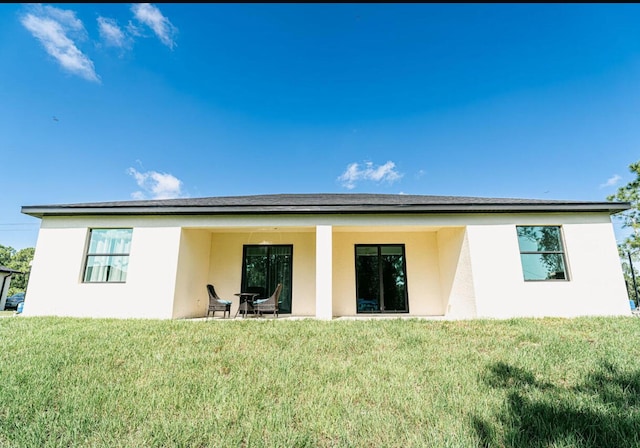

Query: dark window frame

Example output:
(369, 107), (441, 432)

(516, 225), (569, 282)
(82, 228), (133, 284)
(241, 244), (294, 314)
(354, 243), (409, 313)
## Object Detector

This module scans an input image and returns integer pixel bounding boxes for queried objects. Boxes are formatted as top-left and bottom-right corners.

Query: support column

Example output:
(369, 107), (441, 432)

(315, 225), (333, 319)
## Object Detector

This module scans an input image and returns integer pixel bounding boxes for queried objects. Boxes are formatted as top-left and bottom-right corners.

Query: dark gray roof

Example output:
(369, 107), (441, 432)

(0, 265), (23, 275)
(21, 193), (630, 218)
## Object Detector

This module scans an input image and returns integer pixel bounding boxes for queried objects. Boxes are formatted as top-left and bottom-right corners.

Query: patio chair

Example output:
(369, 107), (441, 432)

(206, 284), (232, 319)
(253, 283), (283, 318)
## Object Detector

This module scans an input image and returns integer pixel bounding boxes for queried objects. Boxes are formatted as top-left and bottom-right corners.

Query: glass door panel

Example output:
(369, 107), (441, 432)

(242, 245), (293, 314)
(356, 246), (380, 312)
(355, 244), (408, 313)
(381, 246), (407, 312)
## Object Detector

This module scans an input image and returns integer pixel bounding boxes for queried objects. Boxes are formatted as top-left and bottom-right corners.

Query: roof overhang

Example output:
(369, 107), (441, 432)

(0, 266), (23, 275)
(21, 202), (631, 218)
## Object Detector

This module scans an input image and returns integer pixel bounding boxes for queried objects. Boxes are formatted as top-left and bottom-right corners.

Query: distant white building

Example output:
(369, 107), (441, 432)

(0, 265), (23, 310)
(21, 193), (631, 319)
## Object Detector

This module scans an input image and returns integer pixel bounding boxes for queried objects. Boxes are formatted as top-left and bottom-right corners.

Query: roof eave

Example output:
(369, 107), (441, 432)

(21, 202), (631, 218)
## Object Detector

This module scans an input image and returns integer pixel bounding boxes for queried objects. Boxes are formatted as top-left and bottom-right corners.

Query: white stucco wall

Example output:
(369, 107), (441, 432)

(315, 225), (333, 319)
(24, 217), (182, 318)
(173, 229), (212, 319)
(466, 214), (630, 318)
(436, 228), (477, 319)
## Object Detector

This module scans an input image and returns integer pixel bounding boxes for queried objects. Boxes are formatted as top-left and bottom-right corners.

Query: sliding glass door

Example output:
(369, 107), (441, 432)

(355, 244), (408, 313)
(241, 245), (293, 314)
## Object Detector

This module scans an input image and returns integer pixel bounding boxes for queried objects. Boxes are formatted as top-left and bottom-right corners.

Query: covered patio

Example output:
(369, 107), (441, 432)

(172, 223), (475, 320)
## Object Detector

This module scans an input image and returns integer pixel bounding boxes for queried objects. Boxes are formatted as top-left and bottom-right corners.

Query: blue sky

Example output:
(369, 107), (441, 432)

(1, 3), (640, 250)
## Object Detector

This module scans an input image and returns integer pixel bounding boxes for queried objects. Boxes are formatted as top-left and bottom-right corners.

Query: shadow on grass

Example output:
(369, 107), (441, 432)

(473, 361), (640, 447)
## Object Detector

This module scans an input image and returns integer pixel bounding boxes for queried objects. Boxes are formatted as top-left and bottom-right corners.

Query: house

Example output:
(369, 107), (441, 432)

(20, 193), (631, 319)
(0, 265), (23, 310)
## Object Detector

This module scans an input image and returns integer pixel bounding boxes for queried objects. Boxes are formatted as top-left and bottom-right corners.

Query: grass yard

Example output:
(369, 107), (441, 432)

(1, 317), (639, 448)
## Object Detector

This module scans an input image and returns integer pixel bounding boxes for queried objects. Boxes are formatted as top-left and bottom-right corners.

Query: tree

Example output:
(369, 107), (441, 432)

(619, 252), (640, 303)
(607, 161), (640, 250)
(0, 244), (15, 267)
(0, 244), (35, 296)
(8, 247), (35, 294)
(607, 160), (640, 302)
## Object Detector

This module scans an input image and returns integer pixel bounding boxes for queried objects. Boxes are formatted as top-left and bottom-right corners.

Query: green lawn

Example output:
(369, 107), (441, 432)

(1, 317), (639, 447)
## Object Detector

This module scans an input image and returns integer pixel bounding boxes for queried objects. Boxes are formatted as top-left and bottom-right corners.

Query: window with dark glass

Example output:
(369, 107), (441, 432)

(355, 244), (408, 313)
(241, 245), (293, 314)
(516, 226), (568, 281)
(83, 229), (132, 283)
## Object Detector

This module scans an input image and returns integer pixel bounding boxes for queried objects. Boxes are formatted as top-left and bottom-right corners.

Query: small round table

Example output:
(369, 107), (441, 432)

(234, 292), (259, 318)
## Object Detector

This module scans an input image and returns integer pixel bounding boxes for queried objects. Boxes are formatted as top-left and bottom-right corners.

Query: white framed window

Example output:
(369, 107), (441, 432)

(516, 226), (568, 281)
(83, 229), (132, 283)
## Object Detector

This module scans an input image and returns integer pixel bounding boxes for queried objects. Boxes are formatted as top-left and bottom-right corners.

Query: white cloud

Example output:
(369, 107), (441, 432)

(338, 161), (403, 190)
(97, 17), (128, 48)
(127, 167), (186, 200)
(339, 163), (361, 190)
(126, 20), (143, 37)
(41, 5), (84, 31)
(600, 174), (622, 188)
(131, 3), (177, 49)
(20, 5), (99, 82)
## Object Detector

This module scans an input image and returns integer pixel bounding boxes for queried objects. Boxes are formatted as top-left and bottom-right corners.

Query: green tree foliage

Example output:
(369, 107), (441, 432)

(607, 161), (640, 251)
(0, 244), (35, 296)
(0, 245), (14, 267)
(607, 161), (640, 303)
(619, 252), (640, 303)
